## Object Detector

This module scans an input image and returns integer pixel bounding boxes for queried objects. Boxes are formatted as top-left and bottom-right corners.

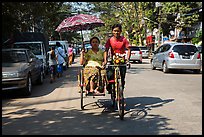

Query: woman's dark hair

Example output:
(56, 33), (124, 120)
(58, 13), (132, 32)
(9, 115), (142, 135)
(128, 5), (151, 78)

(112, 24), (122, 31)
(56, 42), (61, 47)
(90, 36), (100, 44)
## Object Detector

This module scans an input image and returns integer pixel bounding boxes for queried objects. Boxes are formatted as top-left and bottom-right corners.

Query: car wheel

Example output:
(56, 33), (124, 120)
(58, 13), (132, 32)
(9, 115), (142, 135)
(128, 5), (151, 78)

(37, 71), (44, 84)
(23, 74), (32, 96)
(151, 60), (156, 70)
(193, 69), (200, 74)
(163, 62), (169, 73)
(45, 66), (49, 75)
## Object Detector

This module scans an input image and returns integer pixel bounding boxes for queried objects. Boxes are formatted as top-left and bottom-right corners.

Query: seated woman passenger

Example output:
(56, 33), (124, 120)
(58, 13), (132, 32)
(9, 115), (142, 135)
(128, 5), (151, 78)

(80, 36), (107, 94)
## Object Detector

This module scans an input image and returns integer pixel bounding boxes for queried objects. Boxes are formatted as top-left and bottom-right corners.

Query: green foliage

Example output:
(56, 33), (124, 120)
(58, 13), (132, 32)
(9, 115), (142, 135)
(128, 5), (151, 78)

(2, 2), (64, 41)
(191, 30), (202, 45)
(2, 2), (202, 46)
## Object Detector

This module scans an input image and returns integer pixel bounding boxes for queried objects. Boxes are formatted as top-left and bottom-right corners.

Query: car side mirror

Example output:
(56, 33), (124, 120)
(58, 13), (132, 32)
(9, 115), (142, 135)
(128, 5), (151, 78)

(29, 58), (36, 63)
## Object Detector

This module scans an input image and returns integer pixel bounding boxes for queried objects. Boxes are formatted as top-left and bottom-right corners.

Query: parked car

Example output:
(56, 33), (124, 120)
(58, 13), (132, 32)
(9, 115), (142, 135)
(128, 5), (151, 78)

(2, 48), (44, 95)
(150, 42), (201, 73)
(139, 46), (149, 58)
(13, 41), (48, 77)
(126, 46), (142, 63)
(196, 45), (202, 71)
(12, 32), (49, 76)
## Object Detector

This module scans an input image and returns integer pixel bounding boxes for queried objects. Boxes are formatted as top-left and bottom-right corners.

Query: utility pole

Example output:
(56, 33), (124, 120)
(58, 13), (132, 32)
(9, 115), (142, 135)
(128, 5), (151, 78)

(134, 2), (143, 46)
(155, 2), (162, 47)
(157, 7), (161, 47)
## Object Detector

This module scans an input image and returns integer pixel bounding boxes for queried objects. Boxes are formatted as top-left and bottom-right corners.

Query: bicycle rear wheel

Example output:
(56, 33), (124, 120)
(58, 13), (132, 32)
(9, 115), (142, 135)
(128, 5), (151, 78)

(79, 69), (84, 110)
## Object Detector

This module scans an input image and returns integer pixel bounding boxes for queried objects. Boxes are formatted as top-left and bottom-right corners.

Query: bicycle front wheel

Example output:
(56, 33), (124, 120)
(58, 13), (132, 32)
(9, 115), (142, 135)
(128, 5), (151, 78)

(116, 77), (124, 120)
(110, 83), (116, 108)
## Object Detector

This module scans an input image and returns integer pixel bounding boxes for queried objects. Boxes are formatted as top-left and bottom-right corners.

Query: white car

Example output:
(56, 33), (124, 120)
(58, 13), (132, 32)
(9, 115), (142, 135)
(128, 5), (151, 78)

(139, 46), (149, 58)
(150, 42), (201, 73)
(126, 46), (142, 63)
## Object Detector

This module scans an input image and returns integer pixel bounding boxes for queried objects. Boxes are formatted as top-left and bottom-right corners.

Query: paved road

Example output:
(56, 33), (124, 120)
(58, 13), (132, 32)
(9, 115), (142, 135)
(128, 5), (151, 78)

(2, 57), (202, 135)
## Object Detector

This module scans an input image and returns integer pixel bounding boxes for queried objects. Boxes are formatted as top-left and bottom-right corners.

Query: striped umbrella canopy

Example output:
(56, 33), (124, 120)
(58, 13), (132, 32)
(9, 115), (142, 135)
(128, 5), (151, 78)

(55, 14), (105, 45)
(55, 14), (105, 32)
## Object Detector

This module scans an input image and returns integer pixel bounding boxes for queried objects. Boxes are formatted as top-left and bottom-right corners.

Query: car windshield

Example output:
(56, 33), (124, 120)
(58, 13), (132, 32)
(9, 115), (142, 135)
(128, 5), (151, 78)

(197, 46), (202, 52)
(139, 47), (148, 50)
(172, 45), (198, 55)
(2, 50), (27, 63)
(13, 43), (42, 55)
(129, 47), (140, 51)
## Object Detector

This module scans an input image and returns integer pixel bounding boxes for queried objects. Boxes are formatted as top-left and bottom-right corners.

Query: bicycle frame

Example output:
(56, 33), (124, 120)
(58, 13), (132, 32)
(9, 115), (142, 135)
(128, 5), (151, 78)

(107, 63), (127, 120)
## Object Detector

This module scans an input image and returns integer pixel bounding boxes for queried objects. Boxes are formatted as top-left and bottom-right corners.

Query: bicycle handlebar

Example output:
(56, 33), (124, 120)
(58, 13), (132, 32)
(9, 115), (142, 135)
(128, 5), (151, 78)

(107, 63), (131, 69)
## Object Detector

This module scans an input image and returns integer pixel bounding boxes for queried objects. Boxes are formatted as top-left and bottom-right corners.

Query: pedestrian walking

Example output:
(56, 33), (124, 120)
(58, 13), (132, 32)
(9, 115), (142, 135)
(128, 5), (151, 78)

(68, 44), (74, 66)
(47, 46), (57, 83)
(55, 42), (66, 77)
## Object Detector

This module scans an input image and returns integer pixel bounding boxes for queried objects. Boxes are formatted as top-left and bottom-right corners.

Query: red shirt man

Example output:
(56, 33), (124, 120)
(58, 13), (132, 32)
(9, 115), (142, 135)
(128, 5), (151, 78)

(105, 36), (130, 55)
(104, 24), (131, 91)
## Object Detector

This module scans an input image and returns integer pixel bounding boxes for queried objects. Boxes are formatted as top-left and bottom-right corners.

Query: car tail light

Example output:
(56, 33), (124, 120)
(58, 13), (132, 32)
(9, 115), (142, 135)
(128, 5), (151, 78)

(168, 51), (174, 58)
(197, 53), (201, 59)
(139, 51), (142, 54)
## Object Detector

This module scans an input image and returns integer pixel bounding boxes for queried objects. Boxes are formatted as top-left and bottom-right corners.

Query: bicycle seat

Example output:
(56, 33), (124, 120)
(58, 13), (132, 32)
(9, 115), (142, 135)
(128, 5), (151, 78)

(108, 80), (115, 83)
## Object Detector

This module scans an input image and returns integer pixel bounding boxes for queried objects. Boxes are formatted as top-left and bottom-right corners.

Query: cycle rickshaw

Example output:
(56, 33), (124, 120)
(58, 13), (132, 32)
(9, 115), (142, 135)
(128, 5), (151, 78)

(78, 53), (130, 120)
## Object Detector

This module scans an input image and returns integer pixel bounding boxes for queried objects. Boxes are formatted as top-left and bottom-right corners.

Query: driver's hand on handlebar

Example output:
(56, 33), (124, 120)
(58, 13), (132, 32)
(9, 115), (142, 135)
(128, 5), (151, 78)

(126, 59), (130, 69)
(102, 61), (107, 69)
(126, 59), (130, 64)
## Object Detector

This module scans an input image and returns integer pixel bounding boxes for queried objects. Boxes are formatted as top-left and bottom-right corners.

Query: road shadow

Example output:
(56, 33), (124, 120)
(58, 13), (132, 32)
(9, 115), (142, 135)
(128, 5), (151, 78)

(154, 69), (202, 75)
(130, 61), (150, 64)
(124, 96), (174, 119)
(95, 96), (174, 120)
(127, 66), (152, 74)
(2, 96), (179, 135)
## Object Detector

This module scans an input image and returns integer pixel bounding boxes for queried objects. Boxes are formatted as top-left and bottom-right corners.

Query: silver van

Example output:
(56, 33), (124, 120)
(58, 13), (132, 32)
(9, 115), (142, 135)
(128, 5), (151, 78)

(150, 42), (201, 73)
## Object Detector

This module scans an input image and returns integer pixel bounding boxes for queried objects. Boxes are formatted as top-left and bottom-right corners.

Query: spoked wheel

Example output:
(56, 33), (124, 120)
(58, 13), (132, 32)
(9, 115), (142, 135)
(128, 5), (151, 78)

(116, 78), (124, 120)
(79, 69), (84, 110)
(110, 83), (116, 108)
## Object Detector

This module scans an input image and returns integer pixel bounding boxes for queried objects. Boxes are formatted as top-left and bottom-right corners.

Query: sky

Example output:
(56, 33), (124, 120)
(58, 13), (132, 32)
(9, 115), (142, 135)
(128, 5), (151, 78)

(67, 2), (97, 41)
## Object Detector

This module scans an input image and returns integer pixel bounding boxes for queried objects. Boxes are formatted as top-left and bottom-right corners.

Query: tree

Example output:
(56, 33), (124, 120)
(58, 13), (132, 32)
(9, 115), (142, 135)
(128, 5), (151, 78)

(2, 2), (64, 42)
(160, 2), (201, 37)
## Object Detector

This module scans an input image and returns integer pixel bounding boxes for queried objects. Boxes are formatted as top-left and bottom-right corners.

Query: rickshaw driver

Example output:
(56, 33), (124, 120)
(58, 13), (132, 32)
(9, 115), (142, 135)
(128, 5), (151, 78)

(104, 23), (131, 91)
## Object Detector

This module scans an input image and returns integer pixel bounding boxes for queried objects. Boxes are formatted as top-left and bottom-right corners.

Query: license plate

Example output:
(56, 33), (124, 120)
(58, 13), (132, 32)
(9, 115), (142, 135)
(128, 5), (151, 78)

(182, 55), (190, 59)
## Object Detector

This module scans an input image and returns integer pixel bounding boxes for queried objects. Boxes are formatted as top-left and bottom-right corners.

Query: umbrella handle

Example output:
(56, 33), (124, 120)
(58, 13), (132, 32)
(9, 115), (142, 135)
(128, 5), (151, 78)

(82, 41), (85, 51)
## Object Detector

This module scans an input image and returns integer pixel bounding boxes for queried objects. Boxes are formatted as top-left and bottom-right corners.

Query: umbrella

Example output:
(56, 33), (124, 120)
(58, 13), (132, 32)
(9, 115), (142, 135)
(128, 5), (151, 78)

(55, 14), (105, 44)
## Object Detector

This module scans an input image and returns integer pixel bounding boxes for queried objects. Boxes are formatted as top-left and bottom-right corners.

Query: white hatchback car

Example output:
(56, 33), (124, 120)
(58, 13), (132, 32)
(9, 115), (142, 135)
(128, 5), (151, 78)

(150, 42), (201, 73)
(126, 46), (142, 63)
(139, 46), (149, 58)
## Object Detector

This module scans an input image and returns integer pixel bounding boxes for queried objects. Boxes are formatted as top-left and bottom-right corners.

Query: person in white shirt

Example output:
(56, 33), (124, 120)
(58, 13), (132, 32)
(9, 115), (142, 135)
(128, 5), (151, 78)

(55, 42), (66, 77)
